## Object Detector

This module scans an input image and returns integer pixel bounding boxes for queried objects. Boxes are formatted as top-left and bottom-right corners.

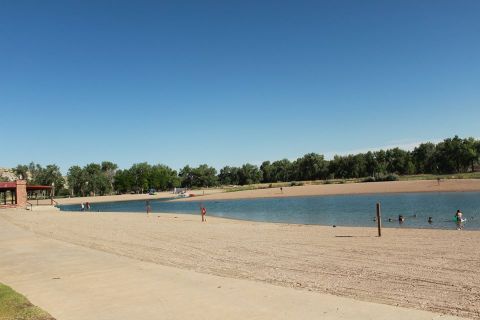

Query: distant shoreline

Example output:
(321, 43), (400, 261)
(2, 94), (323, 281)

(50, 179), (480, 206)
(176, 178), (480, 202)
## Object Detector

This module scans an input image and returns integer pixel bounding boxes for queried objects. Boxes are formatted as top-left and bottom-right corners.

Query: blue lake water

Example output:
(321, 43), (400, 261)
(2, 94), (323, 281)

(59, 192), (480, 230)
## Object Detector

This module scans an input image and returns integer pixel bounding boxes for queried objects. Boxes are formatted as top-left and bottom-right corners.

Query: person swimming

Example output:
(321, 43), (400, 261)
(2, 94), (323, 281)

(398, 215), (405, 223)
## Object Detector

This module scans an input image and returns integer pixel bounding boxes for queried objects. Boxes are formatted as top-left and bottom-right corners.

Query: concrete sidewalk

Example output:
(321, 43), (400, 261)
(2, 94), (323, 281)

(0, 218), (464, 320)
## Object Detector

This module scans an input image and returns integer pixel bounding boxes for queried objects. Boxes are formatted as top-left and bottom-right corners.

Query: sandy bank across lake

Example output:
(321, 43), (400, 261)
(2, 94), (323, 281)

(177, 179), (480, 202)
(50, 179), (480, 206)
(1, 209), (478, 319)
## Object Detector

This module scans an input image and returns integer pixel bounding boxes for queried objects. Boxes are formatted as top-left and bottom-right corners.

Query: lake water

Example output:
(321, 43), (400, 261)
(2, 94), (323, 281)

(59, 192), (480, 230)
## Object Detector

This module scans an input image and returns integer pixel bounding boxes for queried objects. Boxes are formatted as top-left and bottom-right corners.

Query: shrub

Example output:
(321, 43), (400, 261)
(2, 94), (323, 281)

(384, 174), (399, 181)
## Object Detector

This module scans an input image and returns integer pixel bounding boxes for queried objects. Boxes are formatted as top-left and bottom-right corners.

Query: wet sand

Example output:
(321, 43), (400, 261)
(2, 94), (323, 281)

(1, 209), (479, 319)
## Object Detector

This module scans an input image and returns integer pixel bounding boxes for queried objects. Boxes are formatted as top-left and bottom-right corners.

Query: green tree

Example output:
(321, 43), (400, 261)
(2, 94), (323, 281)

(260, 161), (273, 183)
(364, 151), (378, 177)
(296, 153), (328, 181)
(113, 169), (134, 194)
(462, 137), (478, 172)
(412, 143), (437, 174)
(180, 164), (217, 188)
(435, 136), (467, 173)
(67, 165), (85, 196)
(34, 164), (65, 196)
(270, 159), (292, 182)
(238, 164), (262, 185)
(385, 148), (414, 175)
(218, 166), (240, 185)
(84, 163), (110, 196)
(149, 164), (180, 191)
(101, 161), (118, 193)
(179, 165), (194, 188)
(14, 165), (29, 181)
(129, 163), (152, 193)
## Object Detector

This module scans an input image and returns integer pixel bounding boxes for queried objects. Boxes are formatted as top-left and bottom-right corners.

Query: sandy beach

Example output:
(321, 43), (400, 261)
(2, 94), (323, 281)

(47, 179), (480, 206)
(1, 209), (479, 319)
(177, 179), (480, 202)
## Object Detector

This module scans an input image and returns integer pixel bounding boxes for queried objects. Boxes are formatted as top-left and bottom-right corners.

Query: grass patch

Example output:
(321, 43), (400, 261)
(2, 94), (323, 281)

(398, 172), (480, 181)
(224, 182), (299, 193)
(0, 283), (55, 320)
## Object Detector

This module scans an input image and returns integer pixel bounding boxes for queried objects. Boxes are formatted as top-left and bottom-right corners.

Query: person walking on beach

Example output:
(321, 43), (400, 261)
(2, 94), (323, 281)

(201, 206), (207, 222)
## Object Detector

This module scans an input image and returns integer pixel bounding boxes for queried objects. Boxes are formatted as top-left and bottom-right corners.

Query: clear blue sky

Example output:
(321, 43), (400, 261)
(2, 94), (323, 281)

(1, 0), (479, 173)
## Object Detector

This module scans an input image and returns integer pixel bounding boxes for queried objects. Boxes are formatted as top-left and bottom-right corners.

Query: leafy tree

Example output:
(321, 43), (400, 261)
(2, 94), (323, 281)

(218, 166), (240, 185)
(270, 159), (292, 182)
(113, 169), (134, 194)
(435, 136), (466, 173)
(84, 163), (110, 196)
(412, 143), (437, 174)
(238, 164), (262, 185)
(364, 151), (378, 177)
(101, 161), (118, 193)
(295, 153), (328, 180)
(179, 165), (193, 188)
(373, 150), (388, 177)
(260, 161), (273, 183)
(14, 165), (29, 181)
(67, 165), (85, 196)
(149, 164), (180, 191)
(462, 137), (478, 172)
(385, 148), (414, 175)
(129, 162), (151, 193)
(180, 164), (217, 188)
(34, 164), (65, 196)
(193, 164), (218, 187)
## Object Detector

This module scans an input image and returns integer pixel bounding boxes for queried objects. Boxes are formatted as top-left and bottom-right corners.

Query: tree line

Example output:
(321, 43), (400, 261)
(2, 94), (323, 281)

(12, 136), (480, 197)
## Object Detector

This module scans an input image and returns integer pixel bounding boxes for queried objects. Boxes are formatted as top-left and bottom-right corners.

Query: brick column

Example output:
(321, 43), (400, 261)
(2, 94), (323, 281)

(15, 180), (27, 208)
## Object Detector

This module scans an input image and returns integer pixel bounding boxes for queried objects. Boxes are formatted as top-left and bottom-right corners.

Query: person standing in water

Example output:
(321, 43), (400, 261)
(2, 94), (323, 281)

(455, 209), (464, 230)
(455, 209), (463, 221)
(146, 200), (151, 216)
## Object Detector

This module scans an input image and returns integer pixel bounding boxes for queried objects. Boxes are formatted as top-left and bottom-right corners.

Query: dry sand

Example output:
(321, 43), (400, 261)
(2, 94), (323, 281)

(0, 215), (466, 320)
(1, 209), (479, 319)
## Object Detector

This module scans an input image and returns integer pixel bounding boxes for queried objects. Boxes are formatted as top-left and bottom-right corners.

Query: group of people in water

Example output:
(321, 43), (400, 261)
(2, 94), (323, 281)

(375, 209), (466, 229)
(80, 202), (91, 211)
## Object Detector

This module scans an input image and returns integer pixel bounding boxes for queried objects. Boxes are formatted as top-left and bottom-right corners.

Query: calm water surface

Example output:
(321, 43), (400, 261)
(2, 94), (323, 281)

(59, 192), (480, 230)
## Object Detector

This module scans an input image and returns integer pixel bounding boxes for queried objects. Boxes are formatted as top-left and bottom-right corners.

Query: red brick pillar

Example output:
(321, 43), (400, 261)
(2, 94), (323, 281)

(15, 180), (27, 208)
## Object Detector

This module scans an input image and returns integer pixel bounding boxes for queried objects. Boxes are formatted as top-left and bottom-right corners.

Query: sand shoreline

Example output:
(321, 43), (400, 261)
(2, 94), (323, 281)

(1, 209), (479, 319)
(177, 179), (480, 202)
(48, 179), (480, 206)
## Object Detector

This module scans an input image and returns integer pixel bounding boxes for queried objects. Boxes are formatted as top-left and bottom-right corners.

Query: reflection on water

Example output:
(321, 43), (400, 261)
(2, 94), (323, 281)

(59, 192), (480, 230)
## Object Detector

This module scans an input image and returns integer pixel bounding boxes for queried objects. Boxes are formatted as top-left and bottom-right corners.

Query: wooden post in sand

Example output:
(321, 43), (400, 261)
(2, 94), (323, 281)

(376, 202), (382, 237)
